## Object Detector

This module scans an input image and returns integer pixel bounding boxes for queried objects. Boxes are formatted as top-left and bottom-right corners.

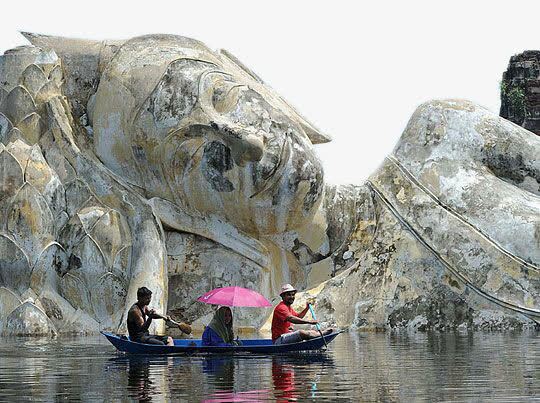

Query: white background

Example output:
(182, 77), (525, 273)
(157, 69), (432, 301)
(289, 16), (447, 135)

(1, 0), (539, 184)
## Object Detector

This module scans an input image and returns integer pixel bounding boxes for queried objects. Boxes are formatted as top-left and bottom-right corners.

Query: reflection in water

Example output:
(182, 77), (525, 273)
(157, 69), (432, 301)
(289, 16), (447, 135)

(127, 357), (154, 400)
(271, 354), (335, 402)
(200, 356), (273, 402)
(0, 332), (538, 401)
(272, 357), (297, 401)
(113, 357), (157, 401)
(202, 357), (235, 391)
(202, 389), (270, 403)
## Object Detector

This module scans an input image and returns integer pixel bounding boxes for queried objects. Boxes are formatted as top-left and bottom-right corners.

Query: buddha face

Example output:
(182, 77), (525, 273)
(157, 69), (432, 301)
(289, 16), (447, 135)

(92, 35), (327, 235)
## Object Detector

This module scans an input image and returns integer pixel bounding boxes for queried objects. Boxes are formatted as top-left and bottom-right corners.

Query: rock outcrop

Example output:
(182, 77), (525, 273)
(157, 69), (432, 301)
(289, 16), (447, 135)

(0, 34), (538, 335)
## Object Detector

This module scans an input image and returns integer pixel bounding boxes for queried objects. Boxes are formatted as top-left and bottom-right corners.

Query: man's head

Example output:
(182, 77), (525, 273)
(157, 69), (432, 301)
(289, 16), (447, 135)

(137, 287), (152, 306)
(280, 284), (297, 306)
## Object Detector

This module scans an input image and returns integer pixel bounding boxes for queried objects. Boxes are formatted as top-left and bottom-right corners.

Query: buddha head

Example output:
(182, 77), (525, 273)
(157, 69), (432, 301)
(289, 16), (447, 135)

(80, 34), (329, 235)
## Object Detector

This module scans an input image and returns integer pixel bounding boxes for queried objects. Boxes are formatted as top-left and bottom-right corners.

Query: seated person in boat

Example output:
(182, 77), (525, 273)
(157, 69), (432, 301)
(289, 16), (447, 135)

(271, 284), (333, 345)
(127, 287), (174, 346)
(202, 306), (236, 346)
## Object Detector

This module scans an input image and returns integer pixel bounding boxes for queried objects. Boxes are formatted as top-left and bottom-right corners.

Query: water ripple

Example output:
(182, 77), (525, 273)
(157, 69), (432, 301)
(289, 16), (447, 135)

(0, 332), (538, 401)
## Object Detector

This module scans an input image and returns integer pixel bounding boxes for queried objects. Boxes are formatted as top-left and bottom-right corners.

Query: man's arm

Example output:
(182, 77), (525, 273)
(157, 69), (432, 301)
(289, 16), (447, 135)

(145, 307), (170, 321)
(286, 315), (317, 325)
(295, 305), (310, 319)
(287, 302), (312, 321)
(130, 307), (153, 331)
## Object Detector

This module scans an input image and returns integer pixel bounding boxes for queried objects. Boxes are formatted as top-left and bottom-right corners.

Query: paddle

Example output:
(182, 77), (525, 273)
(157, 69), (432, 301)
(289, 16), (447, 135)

(166, 318), (192, 335)
(308, 303), (328, 349)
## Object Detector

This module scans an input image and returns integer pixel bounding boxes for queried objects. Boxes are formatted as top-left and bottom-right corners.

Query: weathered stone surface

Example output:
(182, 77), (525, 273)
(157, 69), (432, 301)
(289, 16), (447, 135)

(4, 300), (56, 336)
(299, 100), (540, 331)
(165, 231), (270, 331)
(0, 34), (537, 336)
(0, 41), (165, 335)
(0, 286), (22, 332)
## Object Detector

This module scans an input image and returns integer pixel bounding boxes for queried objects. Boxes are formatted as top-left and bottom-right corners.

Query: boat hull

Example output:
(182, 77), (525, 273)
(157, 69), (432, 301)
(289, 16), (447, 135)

(101, 331), (342, 355)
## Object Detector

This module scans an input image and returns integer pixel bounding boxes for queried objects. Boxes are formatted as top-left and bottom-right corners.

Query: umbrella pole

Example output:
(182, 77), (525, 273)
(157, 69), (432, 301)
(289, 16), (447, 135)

(232, 305), (237, 343)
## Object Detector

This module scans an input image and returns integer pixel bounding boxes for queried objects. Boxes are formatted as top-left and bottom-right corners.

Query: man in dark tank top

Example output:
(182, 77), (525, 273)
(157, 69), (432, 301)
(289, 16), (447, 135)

(127, 287), (173, 346)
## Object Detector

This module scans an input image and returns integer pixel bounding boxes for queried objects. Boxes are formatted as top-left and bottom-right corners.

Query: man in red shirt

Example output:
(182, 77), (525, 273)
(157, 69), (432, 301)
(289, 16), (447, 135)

(271, 284), (333, 345)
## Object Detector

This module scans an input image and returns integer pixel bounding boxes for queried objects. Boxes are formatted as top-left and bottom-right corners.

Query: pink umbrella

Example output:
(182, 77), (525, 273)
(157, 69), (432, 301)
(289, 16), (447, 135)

(197, 286), (272, 307)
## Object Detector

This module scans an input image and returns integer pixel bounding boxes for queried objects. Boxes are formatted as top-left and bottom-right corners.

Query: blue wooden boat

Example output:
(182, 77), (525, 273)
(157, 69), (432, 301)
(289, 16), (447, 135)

(101, 330), (342, 355)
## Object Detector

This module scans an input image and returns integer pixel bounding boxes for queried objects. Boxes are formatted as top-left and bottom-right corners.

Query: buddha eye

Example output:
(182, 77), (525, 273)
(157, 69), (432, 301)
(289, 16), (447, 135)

(211, 79), (246, 115)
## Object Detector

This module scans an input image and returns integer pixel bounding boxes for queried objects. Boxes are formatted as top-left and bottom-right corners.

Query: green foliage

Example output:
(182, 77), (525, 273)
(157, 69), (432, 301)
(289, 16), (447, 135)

(502, 81), (527, 122)
(500, 80), (508, 96)
(508, 86), (526, 121)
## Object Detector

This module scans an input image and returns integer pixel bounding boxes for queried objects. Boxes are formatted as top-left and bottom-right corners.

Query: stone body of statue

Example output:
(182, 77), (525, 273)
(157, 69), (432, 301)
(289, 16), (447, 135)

(0, 33), (538, 335)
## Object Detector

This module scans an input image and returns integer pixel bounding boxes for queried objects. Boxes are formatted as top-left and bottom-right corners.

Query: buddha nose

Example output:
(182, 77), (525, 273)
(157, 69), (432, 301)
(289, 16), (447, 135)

(210, 121), (264, 166)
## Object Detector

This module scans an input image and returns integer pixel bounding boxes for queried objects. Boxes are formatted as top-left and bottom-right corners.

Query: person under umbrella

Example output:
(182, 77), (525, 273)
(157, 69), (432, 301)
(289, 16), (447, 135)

(198, 286), (272, 346)
(202, 306), (237, 346)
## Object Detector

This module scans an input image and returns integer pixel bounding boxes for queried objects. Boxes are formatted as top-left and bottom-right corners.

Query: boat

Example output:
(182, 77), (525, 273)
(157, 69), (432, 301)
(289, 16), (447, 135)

(101, 330), (343, 355)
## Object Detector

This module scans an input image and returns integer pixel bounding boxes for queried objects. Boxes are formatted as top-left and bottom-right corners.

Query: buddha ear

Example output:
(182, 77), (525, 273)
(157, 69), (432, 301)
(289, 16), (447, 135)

(20, 32), (125, 121)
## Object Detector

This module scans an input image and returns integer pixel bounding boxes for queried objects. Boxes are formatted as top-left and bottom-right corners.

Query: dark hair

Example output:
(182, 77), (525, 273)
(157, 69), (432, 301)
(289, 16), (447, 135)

(218, 306), (232, 316)
(137, 287), (152, 300)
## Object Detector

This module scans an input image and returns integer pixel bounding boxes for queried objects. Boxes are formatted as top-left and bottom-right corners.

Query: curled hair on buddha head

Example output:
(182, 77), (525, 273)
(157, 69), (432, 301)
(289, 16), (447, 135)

(137, 287), (152, 300)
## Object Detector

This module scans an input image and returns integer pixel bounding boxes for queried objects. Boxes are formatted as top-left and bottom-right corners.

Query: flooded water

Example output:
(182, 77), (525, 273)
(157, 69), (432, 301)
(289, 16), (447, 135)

(0, 331), (538, 402)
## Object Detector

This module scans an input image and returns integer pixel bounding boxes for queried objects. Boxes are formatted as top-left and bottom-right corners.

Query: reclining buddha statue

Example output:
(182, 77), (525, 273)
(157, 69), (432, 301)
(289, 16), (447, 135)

(0, 33), (537, 335)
